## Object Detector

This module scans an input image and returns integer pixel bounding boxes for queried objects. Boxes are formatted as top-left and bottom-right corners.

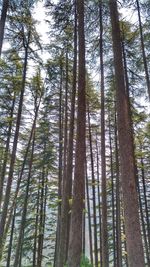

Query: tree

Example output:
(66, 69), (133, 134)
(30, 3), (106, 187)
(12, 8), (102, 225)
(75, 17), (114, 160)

(109, 1), (145, 266)
(0, 0), (9, 56)
(68, 0), (86, 266)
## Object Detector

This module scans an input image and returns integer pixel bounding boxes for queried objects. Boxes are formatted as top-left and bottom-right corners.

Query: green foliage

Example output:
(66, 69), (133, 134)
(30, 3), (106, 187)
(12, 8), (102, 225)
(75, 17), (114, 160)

(80, 255), (93, 267)
(64, 255), (92, 267)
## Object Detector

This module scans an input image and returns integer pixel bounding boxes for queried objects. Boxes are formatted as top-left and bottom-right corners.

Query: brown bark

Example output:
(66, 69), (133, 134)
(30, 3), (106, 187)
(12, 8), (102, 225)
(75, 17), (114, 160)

(33, 180), (40, 267)
(99, 1), (108, 266)
(0, 94), (16, 210)
(136, 0), (150, 100)
(54, 60), (63, 267)
(6, 206), (16, 267)
(95, 134), (102, 266)
(108, 112), (116, 266)
(0, 44), (29, 252)
(13, 131), (36, 267)
(109, 1), (145, 266)
(68, 0), (86, 265)
(56, 2), (77, 265)
(114, 109), (122, 267)
(0, 91), (42, 259)
(37, 166), (46, 267)
(85, 164), (93, 265)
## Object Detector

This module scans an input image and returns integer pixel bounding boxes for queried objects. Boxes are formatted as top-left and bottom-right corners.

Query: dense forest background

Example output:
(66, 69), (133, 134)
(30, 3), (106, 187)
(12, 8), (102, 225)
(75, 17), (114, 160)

(0, 0), (150, 266)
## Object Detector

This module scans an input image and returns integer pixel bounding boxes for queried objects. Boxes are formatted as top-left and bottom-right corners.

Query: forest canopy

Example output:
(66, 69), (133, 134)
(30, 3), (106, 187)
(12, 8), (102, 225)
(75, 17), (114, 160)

(0, 0), (150, 267)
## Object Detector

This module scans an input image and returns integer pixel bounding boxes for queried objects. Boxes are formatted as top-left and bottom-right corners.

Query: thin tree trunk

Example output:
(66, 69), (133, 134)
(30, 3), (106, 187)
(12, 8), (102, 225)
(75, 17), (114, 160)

(136, 0), (150, 100)
(62, 47), (69, 193)
(33, 181), (40, 267)
(95, 134), (102, 266)
(0, 95), (16, 210)
(108, 112), (116, 266)
(0, 45), (29, 253)
(85, 164), (93, 265)
(68, 0), (86, 265)
(54, 61), (63, 267)
(0, 93), (42, 258)
(137, 168), (150, 266)
(88, 108), (98, 267)
(0, 0), (9, 56)
(37, 166), (45, 267)
(140, 152), (150, 249)
(109, 1), (145, 266)
(6, 206), (16, 267)
(13, 131), (36, 267)
(99, 1), (108, 266)
(114, 109), (122, 267)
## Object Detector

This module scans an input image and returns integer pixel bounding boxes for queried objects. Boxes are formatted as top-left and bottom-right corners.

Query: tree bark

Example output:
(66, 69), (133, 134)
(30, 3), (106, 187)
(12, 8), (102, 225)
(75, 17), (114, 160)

(114, 109), (122, 267)
(0, 94), (16, 210)
(85, 162), (93, 265)
(136, 0), (150, 100)
(13, 131), (36, 267)
(88, 108), (98, 267)
(56, 2), (77, 265)
(68, 0), (86, 265)
(109, 1), (145, 266)
(0, 45), (29, 253)
(54, 60), (63, 267)
(0, 0), (9, 56)
(99, 1), (108, 266)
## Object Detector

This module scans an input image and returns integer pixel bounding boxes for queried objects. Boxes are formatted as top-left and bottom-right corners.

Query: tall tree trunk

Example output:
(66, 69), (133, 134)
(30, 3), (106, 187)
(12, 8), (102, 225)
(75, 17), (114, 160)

(37, 166), (46, 267)
(88, 108), (98, 267)
(85, 164), (93, 265)
(137, 167), (150, 266)
(136, 0), (150, 100)
(108, 112), (116, 266)
(0, 93), (42, 259)
(99, 1), (108, 266)
(13, 131), (36, 267)
(140, 151), (150, 249)
(109, 1), (145, 266)
(114, 109), (122, 267)
(95, 134), (102, 266)
(6, 206), (16, 267)
(56, 2), (77, 265)
(0, 94), (16, 210)
(0, 0), (9, 56)
(62, 47), (69, 193)
(68, 0), (86, 265)
(0, 45), (29, 252)
(54, 61), (63, 267)
(33, 180), (40, 267)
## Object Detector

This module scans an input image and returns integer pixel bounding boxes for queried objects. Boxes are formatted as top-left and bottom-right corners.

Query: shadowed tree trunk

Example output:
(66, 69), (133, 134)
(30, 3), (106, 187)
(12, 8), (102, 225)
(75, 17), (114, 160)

(136, 0), (150, 100)
(85, 162), (93, 265)
(88, 107), (98, 267)
(13, 131), (36, 267)
(114, 108), (122, 267)
(68, 0), (86, 265)
(95, 133), (102, 266)
(0, 94), (16, 210)
(99, 1), (108, 266)
(109, 1), (145, 266)
(0, 42), (29, 255)
(0, 0), (9, 56)
(0, 90), (42, 259)
(54, 60), (63, 267)
(108, 111), (116, 266)
(56, 2), (77, 265)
